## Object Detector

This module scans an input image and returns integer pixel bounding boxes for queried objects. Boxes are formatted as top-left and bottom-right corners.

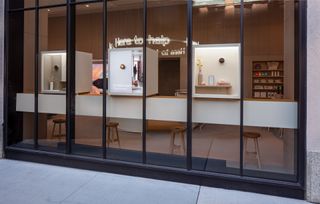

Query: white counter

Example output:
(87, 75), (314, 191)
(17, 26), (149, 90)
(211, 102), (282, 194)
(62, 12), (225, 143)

(16, 93), (298, 129)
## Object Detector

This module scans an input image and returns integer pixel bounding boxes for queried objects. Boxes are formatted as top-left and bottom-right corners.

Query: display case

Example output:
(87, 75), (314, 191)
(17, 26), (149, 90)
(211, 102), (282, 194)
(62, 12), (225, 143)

(108, 47), (158, 96)
(193, 44), (241, 99)
(41, 51), (92, 94)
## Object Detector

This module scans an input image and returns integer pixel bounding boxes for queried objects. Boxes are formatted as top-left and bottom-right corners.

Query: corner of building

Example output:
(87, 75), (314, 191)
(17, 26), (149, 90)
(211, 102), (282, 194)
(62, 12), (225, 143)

(307, 0), (320, 203)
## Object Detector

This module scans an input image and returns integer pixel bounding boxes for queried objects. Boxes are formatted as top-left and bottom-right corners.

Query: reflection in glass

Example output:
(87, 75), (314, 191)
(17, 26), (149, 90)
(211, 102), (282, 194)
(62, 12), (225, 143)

(105, 0), (144, 163)
(7, 11), (36, 148)
(192, 1), (241, 174)
(72, 2), (103, 157)
(37, 6), (67, 153)
(146, 0), (188, 168)
(243, 0), (297, 181)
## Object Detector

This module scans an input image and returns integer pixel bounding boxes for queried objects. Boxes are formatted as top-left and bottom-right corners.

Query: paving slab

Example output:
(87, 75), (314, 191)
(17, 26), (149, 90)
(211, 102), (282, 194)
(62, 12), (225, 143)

(0, 160), (97, 204)
(62, 173), (199, 204)
(197, 186), (309, 204)
(0, 160), (312, 204)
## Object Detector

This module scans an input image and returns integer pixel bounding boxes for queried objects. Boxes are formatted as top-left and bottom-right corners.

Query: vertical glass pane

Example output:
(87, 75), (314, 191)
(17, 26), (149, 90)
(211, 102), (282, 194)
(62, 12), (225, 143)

(106, 0), (144, 162)
(243, 0), (297, 181)
(7, 10), (35, 148)
(38, 7), (67, 153)
(72, 2), (103, 157)
(192, 1), (241, 174)
(146, 0), (187, 168)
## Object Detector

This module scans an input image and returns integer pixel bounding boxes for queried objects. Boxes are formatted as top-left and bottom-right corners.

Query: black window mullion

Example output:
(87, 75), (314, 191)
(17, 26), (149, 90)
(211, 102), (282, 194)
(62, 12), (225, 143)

(66, 0), (76, 154)
(297, 0), (307, 187)
(239, 0), (244, 176)
(102, 0), (107, 159)
(142, 0), (147, 164)
(186, 0), (193, 170)
(34, 0), (39, 149)
(3, 0), (9, 149)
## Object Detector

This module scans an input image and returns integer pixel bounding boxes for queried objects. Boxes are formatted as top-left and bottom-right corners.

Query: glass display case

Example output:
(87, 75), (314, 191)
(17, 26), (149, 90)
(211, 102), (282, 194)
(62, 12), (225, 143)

(41, 51), (93, 94)
(193, 44), (241, 99)
(108, 47), (158, 96)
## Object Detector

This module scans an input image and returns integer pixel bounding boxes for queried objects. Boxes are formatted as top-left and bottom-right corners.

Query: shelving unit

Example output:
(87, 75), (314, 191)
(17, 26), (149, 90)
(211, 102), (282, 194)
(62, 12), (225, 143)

(252, 61), (284, 99)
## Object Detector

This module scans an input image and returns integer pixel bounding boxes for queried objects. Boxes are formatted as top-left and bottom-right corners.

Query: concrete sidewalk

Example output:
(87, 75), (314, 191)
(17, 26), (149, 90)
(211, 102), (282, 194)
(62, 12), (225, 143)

(0, 159), (309, 204)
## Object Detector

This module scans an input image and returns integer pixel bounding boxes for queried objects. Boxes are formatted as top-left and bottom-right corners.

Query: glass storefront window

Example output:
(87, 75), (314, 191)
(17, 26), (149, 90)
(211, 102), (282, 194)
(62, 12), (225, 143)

(5, 0), (304, 186)
(37, 6), (67, 153)
(243, 0), (297, 181)
(105, 0), (144, 162)
(7, 10), (36, 148)
(145, 0), (188, 168)
(191, 1), (241, 174)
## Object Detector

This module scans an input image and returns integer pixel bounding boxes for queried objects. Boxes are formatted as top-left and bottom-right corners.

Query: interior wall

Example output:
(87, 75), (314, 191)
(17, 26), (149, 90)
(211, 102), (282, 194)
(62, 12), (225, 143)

(46, 3), (294, 99)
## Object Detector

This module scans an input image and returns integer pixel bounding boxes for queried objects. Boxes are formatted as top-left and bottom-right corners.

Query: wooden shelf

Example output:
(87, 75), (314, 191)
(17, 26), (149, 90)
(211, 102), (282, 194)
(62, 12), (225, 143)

(195, 85), (231, 88)
(252, 60), (284, 99)
(195, 85), (232, 95)
(253, 75), (284, 78)
(253, 69), (284, 72)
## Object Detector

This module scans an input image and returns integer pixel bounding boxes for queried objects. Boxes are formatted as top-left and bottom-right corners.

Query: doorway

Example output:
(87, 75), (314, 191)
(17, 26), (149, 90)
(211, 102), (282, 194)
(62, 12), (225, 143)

(158, 58), (180, 96)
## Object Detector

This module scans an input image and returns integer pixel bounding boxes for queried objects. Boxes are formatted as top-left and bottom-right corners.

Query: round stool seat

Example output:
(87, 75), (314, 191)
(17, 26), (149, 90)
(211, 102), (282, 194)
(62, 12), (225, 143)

(243, 132), (260, 139)
(107, 122), (119, 127)
(171, 126), (186, 133)
(52, 119), (66, 124)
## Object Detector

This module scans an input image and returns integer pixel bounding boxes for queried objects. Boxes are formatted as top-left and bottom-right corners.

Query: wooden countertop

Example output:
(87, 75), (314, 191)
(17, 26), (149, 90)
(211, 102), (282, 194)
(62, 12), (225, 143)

(65, 93), (297, 102)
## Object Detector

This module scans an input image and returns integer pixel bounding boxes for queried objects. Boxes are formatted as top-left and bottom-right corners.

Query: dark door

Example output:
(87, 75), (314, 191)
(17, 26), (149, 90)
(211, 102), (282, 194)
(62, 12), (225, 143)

(158, 58), (180, 96)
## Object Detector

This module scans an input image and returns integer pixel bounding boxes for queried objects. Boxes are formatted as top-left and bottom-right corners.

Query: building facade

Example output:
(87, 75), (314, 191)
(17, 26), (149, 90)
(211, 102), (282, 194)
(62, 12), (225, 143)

(0, 0), (319, 203)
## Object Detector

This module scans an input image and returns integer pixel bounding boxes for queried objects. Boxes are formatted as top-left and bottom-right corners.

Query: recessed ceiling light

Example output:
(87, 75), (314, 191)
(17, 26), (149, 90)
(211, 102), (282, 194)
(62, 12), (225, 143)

(85, 4), (90, 8)
(47, 9), (51, 12)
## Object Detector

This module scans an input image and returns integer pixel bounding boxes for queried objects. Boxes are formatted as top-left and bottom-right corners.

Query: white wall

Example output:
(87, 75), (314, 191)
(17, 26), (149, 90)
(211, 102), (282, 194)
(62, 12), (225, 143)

(307, 0), (320, 203)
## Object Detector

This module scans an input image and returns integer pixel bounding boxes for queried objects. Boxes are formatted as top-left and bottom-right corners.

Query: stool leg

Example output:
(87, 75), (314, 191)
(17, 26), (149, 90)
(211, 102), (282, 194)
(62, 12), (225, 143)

(280, 128), (284, 138)
(52, 123), (56, 139)
(170, 132), (175, 154)
(58, 124), (62, 141)
(181, 132), (186, 155)
(112, 127), (116, 143)
(115, 126), (120, 148)
(254, 138), (261, 169)
(243, 137), (248, 166)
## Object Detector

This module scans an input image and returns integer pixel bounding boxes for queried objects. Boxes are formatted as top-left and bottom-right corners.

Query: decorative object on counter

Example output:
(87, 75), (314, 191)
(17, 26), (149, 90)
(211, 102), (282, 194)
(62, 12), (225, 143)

(219, 58), (225, 64)
(208, 75), (215, 85)
(132, 80), (139, 87)
(196, 58), (204, 85)
(217, 79), (231, 86)
(267, 61), (279, 70)
(198, 67), (204, 85)
(254, 63), (261, 70)
(120, 64), (126, 70)
(49, 82), (54, 91)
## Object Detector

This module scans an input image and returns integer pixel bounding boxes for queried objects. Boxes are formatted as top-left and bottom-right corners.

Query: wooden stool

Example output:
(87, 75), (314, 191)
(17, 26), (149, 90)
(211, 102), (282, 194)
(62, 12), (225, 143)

(170, 126), (186, 154)
(107, 122), (120, 147)
(244, 132), (261, 168)
(51, 118), (66, 141)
